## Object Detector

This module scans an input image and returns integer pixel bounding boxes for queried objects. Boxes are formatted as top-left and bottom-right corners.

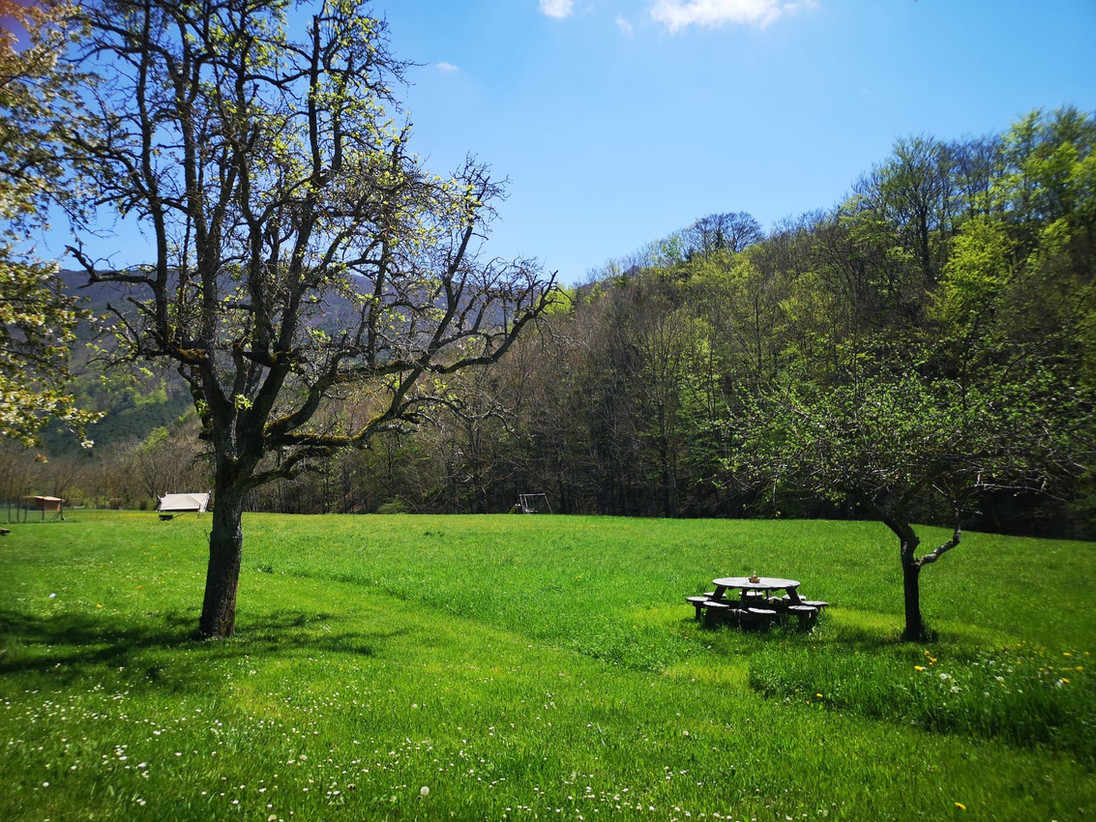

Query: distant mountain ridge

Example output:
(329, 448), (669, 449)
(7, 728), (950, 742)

(49, 267), (516, 454)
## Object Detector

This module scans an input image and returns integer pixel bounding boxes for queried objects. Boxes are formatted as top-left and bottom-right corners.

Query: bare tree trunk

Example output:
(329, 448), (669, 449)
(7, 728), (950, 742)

(879, 507), (929, 641)
(901, 556), (924, 641)
(198, 483), (245, 638)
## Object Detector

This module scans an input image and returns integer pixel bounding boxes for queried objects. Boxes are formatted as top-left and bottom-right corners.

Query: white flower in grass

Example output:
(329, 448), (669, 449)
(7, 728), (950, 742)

(420, 786), (430, 797)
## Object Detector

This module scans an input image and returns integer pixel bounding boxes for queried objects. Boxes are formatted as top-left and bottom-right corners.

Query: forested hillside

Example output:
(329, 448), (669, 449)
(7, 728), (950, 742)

(8, 107), (1093, 536)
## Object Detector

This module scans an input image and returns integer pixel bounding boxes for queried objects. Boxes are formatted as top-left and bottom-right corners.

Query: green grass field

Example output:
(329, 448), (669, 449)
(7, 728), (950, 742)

(1, 512), (1093, 820)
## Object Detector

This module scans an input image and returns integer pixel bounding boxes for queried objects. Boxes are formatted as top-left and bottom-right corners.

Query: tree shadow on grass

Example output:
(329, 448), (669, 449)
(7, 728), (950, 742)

(0, 607), (411, 691)
(679, 608), (911, 660)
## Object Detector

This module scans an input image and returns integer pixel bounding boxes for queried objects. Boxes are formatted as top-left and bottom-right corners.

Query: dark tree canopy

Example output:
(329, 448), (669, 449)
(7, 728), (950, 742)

(685, 211), (763, 257)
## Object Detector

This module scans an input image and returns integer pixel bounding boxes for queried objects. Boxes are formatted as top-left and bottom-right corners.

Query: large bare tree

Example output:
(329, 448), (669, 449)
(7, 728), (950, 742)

(685, 211), (763, 257)
(65, 0), (555, 637)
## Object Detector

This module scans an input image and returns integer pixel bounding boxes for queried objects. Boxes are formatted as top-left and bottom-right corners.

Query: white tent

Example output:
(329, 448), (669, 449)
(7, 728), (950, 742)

(157, 492), (211, 513)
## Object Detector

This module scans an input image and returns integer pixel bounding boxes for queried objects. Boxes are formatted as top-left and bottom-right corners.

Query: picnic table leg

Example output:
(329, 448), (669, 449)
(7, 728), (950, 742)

(793, 606), (819, 630)
(685, 596), (710, 620)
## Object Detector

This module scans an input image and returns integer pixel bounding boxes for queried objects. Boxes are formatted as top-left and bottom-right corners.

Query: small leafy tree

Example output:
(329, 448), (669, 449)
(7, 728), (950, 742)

(0, 1), (98, 445)
(736, 361), (1091, 640)
(66, 0), (555, 637)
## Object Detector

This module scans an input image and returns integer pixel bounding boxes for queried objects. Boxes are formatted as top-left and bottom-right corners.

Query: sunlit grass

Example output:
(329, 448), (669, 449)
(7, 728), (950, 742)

(749, 628), (1094, 762)
(0, 511), (1093, 820)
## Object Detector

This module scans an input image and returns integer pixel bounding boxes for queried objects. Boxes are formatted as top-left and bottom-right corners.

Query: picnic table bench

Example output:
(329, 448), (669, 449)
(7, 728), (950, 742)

(684, 576), (829, 631)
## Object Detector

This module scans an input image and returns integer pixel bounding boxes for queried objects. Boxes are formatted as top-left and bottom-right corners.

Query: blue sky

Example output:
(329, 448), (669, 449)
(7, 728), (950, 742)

(45, 0), (1096, 285)
(367, 0), (1094, 284)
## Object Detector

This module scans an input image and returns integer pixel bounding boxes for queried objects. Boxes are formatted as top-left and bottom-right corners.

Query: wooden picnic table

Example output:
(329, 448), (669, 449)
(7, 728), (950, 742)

(685, 576), (828, 630)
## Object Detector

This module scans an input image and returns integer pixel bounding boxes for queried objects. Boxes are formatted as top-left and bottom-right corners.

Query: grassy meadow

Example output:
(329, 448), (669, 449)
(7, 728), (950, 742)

(1, 511), (1093, 820)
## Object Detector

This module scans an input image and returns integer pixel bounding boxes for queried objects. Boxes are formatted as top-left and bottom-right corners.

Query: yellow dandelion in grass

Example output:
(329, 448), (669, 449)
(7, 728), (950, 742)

(815, 693), (823, 698)
(955, 801), (967, 811)
(914, 665), (926, 671)
(1077, 666), (1084, 671)
(1064, 652), (1072, 657)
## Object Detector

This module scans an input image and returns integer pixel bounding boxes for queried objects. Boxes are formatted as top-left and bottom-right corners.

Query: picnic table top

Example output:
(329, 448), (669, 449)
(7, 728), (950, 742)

(712, 576), (801, 590)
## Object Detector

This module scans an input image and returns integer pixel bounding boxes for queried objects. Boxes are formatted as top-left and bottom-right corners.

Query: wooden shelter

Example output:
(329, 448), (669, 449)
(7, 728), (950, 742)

(22, 495), (65, 520)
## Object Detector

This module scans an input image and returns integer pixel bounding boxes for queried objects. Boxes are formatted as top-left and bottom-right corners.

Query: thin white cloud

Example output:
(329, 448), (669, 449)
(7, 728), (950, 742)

(539, 0), (575, 18)
(435, 62), (459, 73)
(650, 0), (810, 31)
(539, 0), (575, 19)
(615, 15), (635, 36)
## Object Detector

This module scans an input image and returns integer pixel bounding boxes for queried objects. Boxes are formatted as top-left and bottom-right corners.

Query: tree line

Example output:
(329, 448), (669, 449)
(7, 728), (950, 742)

(12, 107), (1093, 546)
(236, 109), (1093, 540)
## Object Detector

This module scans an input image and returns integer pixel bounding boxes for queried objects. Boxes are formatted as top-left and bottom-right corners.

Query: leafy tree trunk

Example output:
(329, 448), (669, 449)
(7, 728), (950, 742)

(199, 482), (246, 639)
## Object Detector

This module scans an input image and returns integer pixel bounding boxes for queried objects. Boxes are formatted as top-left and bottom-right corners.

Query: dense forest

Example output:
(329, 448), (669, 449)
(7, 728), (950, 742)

(6, 107), (1094, 538)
